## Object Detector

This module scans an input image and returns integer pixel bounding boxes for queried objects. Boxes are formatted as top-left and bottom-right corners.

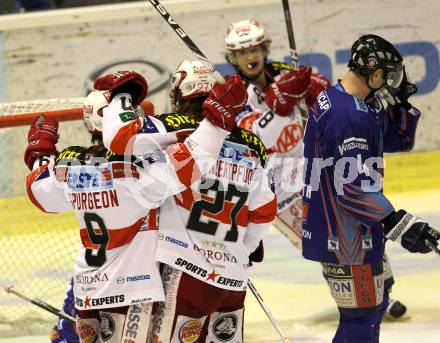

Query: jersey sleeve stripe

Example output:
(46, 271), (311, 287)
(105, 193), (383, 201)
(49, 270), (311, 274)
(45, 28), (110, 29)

(248, 198), (277, 224)
(109, 118), (142, 155)
(165, 143), (201, 187)
(148, 208), (158, 230)
(26, 164), (51, 213)
(402, 108), (407, 131)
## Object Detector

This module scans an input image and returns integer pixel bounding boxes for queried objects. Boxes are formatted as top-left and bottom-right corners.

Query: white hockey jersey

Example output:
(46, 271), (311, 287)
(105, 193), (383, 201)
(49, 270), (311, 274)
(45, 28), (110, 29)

(103, 109), (277, 291)
(26, 94), (228, 310)
(235, 62), (304, 214)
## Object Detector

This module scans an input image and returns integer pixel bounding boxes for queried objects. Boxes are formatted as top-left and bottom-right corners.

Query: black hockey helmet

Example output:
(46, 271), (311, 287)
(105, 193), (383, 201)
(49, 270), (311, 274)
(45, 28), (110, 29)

(348, 34), (404, 88)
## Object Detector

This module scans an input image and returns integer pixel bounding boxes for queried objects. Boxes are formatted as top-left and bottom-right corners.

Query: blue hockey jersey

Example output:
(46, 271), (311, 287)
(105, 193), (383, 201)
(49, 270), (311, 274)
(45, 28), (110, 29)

(302, 82), (420, 264)
(50, 279), (79, 343)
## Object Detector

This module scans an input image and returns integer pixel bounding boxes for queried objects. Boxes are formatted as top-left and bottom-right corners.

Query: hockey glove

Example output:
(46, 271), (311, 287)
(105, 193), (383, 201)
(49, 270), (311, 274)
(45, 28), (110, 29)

(94, 71), (148, 107)
(379, 67), (418, 110)
(264, 66), (311, 117)
(202, 75), (248, 131)
(249, 240), (264, 263)
(383, 209), (440, 254)
(306, 72), (331, 107)
(24, 116), (59, 170)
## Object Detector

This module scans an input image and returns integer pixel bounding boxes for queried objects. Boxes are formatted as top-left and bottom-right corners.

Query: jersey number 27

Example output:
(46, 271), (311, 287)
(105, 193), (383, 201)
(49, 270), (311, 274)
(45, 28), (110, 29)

(187, 179), (248, 242)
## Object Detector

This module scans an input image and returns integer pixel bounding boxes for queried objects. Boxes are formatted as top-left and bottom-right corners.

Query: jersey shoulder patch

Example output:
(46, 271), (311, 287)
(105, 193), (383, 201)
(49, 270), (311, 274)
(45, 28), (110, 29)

(311, 89), (333, 121)
(154, 112), (200, 132)
(228, 128), (269, 167)
(139, 115), (160, 134)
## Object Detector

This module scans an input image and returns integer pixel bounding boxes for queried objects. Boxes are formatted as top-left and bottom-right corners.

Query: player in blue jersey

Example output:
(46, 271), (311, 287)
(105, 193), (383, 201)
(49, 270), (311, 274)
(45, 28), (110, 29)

(50, 279), (80, 343)
(302, 34), (440, 342)
(226, 19), (409, 320)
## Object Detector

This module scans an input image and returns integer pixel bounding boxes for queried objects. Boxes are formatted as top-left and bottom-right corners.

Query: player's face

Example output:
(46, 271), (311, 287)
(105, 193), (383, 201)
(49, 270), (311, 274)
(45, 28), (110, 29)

(234, 45), (266, 78)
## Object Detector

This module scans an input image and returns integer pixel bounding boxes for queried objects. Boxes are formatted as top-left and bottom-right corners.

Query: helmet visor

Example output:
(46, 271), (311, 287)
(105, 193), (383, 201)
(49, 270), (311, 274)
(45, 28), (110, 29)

(385, 64), (404, 88)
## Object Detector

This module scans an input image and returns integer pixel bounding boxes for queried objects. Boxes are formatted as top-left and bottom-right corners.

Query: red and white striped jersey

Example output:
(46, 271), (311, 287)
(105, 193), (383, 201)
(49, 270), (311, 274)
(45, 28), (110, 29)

(26, 94), (228, 310)
(235, 62), (305, 214)
(103, 107), (277, 291)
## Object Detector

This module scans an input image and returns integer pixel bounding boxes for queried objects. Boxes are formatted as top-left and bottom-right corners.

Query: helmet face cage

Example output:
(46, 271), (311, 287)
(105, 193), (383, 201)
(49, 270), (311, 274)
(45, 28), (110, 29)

(169, 60), (216, 111)
(82, 90), (109, 134)
(348, 34), (403, 88)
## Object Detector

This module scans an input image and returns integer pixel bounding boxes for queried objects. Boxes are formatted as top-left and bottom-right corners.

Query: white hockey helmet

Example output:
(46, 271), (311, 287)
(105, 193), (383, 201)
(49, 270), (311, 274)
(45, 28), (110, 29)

(169, 60), (216, 110)
(82, 90), (109, 134)
(225, 18), (270, 51)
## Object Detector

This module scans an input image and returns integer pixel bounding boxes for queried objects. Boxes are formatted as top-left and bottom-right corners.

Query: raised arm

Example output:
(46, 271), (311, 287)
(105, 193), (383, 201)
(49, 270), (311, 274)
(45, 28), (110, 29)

(24, 116), (71, 213)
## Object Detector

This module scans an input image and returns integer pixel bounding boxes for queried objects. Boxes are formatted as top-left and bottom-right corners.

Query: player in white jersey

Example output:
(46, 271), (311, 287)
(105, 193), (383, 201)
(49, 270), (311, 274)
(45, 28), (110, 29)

(101, 61), (277, 343)
(225, 18), (330, 247)
(225, 18), (408, 319)
(24, 71), (247, 343)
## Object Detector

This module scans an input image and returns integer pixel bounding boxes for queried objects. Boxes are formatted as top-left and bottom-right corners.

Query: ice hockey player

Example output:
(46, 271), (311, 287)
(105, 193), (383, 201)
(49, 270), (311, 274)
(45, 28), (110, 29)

(225, 18), (330, 247)
(302, 34), (440, 342)
(225, 18), (409, 320)
(24, 70), (246, 343)
(50, 279), (79, 343)
(101, 60), (276, 343)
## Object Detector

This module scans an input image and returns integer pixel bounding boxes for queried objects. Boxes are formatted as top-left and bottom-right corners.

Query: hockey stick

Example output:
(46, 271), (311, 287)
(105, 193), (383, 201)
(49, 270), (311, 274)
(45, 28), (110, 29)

(248, 279), (290, 343)
(281, 0), (308, 127)
(4, 285), (76, 323)
(272, 192), (303, 250)
(273, 216), (302, 250)
(426, 240), (440, 256)
(148, 0), (225, 84)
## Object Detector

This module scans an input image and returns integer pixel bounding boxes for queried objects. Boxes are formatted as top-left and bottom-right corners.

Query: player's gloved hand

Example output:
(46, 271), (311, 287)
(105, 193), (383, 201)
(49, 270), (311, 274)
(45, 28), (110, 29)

(94, 71), (148, 107)
(24, 116), (59, 170)
(264, 66), (312, 116)
(306, 72), (331, 107)
(383, 209), (440, 253)
(249, 240), (264, 263)
(379, 67), (417, 110)
(202, 75), (248, 131)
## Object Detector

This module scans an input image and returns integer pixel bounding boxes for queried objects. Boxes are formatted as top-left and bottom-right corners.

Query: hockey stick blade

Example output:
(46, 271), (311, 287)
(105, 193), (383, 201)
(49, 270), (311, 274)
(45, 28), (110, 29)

(425, 240), (440, 256)
(248, 280), (290, 343)
(273, 216), (302, 250)
(4, 285), (76, 323)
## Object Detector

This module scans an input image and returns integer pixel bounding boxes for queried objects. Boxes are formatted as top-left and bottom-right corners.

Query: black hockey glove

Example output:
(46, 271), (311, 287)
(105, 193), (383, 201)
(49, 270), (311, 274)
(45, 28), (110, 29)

(383, 209), (440, 253)
(380, 67), (418, 110)
(249, 240), (264, 263)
